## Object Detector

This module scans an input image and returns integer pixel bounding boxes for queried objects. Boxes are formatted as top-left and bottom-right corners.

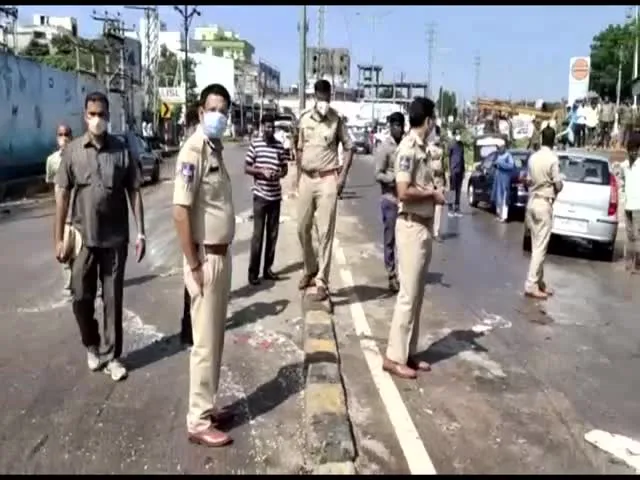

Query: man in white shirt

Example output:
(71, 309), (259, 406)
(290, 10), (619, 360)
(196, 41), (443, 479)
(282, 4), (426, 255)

(622, 133), (640, 273)
(584, 100), (598, 148)
(575, 100), (587, 148)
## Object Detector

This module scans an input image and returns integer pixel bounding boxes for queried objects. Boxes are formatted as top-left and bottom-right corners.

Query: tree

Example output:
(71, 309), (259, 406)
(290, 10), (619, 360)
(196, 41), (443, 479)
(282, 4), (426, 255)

(20, 34), (106, 74)
(589, 22), (635, 100)
(157, 44), (198, 116)
(436, 87), (457, 119)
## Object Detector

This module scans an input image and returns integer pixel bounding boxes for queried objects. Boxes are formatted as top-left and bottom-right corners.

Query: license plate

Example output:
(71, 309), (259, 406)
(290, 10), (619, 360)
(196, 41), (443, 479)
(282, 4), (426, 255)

(554, 217), (587, 233)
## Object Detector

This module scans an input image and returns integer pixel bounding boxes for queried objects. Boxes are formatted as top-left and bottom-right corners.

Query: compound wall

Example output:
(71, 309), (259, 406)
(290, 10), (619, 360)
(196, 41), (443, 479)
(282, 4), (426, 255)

(0, 52), (130, 182)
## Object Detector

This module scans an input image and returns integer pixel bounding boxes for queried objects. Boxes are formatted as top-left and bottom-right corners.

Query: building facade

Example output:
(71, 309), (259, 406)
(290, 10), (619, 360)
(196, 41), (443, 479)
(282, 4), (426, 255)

(193, 25), (255, 63)
(13, 14), (78, 52)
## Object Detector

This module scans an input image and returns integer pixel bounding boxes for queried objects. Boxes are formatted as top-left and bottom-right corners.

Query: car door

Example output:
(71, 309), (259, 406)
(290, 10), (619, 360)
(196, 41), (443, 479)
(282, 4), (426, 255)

(477, 153), (497, 203)
(134, 135), (154, 178)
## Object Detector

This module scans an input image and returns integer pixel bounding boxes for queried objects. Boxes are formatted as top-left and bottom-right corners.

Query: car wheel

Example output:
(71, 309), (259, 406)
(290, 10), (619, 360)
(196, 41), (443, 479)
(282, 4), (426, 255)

(593, 241), (615, 262)
(522, 227), (532, 252)
(151, 161), (160, 184)
(468, 184), (479, 207)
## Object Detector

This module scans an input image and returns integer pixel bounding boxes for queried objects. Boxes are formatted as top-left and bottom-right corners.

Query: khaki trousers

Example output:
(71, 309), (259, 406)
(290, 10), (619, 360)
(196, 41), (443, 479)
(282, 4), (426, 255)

(433, 204), (443, 236)
(525, 197), (553, 291)
(184, 250), (232, 432)
(386, 215), (433, 364)
(297, 172), (339, 288)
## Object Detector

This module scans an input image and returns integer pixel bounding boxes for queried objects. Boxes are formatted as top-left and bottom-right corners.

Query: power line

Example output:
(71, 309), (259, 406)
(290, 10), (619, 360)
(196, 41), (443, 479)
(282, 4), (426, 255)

(298, 6), (308, 112)
(426, 22), (436, 98)
(173, 5), (200, 116)
(125, 5), (160, 128)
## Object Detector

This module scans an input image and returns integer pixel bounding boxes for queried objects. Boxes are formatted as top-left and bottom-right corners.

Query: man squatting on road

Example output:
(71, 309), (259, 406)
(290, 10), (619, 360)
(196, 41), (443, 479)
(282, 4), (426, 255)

(54, 91), (146, 383)
(296, 79), (354, 302)
(173, 83), (236, 448)
(46, 123), (73, 294)
(524, 126), (563, 299)
(374, 111), (405, 293)
(383, 97), (446, 380)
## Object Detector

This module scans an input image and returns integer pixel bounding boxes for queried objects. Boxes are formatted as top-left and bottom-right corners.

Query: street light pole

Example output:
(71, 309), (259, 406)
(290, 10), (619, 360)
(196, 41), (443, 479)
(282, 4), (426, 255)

(173, 5), (200, 118)
(634, 5), (639, 107)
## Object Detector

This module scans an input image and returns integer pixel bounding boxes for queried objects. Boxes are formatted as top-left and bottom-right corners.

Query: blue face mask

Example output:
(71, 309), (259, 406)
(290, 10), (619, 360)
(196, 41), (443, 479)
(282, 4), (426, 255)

(202, 111), (227, 139)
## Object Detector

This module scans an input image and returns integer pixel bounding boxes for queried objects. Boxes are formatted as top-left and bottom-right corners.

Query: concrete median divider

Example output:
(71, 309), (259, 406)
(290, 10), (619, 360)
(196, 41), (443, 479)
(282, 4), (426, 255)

(302, 304), (357, 474)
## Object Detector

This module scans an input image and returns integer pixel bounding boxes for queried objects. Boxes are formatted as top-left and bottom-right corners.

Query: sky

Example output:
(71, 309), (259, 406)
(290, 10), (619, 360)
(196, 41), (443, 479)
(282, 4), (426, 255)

(16, 5), (631, 102)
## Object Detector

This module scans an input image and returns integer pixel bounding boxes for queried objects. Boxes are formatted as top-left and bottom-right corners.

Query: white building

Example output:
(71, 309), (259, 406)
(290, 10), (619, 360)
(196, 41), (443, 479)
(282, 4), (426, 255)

(13, 14), (78, 52)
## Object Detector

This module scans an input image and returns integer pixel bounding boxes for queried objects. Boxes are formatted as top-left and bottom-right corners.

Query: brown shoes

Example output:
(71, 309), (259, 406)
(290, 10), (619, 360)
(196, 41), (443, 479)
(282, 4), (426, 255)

(188, 426), (232, 447)
(382, 357), (417, 379)
(524, 289), (548, 300)
(298, 273), (317, 290)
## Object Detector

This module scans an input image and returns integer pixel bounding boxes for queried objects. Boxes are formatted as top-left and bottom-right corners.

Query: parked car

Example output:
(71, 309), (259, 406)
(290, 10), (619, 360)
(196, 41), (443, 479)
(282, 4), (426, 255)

(113, 131), (161, 184)
(522, 152), (618, 261)
(467, 147), (531, 214)
(349, 126), (373, 154)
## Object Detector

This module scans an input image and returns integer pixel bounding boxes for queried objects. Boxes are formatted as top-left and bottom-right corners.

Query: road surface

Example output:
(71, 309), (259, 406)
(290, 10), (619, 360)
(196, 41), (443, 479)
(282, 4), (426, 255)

(1, 144), (639, 474)
(329, 151), (640, 474)
(0, 145), (307, 474)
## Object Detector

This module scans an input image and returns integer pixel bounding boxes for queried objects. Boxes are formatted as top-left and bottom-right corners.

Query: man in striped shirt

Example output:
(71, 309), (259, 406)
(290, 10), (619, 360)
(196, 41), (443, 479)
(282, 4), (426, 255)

(245, 114), (290, 285)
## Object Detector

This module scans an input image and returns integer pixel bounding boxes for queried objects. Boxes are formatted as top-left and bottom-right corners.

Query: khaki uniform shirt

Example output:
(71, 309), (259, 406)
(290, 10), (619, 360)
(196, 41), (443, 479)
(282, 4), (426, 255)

(374, 135), (401, 199)
(527, 146), (562, 201)
(395, 130), (435, 218)
(173, 126), (235, 245)
(296, 107), (353, 172)
(427, 142), (447, 189)
(46, 150), (62, 184)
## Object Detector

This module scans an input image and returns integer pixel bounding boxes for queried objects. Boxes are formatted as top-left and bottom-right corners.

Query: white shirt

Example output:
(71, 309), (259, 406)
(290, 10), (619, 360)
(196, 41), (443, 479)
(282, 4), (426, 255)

(621, 159), (640, 211)
(584, 106), (598, 128)
(576, 106), (587, 125)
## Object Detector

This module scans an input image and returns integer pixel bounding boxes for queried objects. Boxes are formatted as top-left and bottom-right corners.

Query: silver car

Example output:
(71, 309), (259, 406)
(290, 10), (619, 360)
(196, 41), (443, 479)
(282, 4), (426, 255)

(523, 152), (619, 261)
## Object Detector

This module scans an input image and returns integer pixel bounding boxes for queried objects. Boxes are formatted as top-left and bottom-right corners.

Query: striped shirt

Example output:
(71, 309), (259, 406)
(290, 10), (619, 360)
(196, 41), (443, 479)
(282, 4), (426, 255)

(245, 137), (290, 201)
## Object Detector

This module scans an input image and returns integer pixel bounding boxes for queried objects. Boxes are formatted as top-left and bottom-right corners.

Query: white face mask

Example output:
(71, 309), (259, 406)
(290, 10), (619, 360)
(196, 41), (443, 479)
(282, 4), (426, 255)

(454, 135), (461, 142)
(57, 137), (70, 149)
(87, 116), (107, 135)
(315, 100), (329, 116)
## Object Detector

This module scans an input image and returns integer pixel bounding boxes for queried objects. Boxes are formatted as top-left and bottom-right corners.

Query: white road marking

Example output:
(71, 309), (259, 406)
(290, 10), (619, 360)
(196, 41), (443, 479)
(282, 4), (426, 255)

(584, 429), (640, 472)
(333, 238), (437, 475)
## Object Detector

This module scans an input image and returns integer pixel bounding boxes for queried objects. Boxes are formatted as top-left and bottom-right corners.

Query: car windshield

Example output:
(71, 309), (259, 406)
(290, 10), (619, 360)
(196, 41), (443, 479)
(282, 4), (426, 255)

(557, 156), (610, 185)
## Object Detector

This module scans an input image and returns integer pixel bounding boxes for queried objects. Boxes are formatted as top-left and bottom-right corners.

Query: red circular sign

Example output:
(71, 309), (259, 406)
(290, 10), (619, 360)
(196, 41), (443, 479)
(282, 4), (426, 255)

(571, 58), (589, 81)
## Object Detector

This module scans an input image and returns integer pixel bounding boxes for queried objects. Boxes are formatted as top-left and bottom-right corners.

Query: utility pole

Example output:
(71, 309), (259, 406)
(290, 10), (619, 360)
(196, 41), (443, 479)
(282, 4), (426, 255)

(317, 6), (325, 49)
(473, 54), (481, 121)
(298, 6), (308, 113)
(173, 5), (200, 120)
(0, 6), (18, 52)
(426, 22), (436, 98)
(125, 5), (160, 131)
(634, 5), (639, 108)
(92, 10), (135, 132)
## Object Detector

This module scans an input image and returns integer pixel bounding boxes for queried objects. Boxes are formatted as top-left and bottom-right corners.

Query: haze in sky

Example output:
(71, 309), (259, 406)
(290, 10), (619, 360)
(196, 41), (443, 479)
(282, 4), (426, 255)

(17, 5), (628, 101)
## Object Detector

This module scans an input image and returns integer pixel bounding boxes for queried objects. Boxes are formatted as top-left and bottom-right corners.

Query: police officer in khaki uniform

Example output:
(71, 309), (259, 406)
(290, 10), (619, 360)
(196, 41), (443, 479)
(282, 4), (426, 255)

(296, 79), (354, 301)
(428, 127), (447, 242)
(383, 97), (445, 380)
(173, 84), (235, 448)
(47, 123), (73, 293)
(524, 126), (563, 299)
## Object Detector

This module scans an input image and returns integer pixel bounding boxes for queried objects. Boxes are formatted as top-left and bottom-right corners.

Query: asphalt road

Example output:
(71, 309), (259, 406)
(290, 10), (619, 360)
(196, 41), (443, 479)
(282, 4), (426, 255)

(328, 152), (640, 474)
(2, 143), (639, 474)
(0, 145), (308, 474)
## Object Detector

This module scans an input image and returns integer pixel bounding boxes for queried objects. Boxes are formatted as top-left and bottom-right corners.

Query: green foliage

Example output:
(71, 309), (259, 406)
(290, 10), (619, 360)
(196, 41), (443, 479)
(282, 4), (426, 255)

(20, 34), (107, 74)
(157, 44), (198, 105)
(436, 88), (457, 119)
(589, 21), (636, 100)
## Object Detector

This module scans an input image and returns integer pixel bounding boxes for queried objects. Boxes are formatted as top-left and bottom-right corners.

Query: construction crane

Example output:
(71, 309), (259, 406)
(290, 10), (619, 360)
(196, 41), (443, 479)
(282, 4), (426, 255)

(125, 5), (160, 130)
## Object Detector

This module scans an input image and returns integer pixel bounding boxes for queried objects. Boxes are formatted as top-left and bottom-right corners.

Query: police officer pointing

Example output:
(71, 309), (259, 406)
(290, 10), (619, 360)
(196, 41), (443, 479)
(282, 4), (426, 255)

(296, 79), (354, 301)
(383, 97), (444, 380)
(173, 84), (235, 448)
(524, 126), (563, 299)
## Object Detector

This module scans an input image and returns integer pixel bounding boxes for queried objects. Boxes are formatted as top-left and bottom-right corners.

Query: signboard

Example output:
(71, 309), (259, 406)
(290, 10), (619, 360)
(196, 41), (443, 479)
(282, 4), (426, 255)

(160, 102), (172, 119)
(567, 56), (590, 106)
(159, 86), (184, 104)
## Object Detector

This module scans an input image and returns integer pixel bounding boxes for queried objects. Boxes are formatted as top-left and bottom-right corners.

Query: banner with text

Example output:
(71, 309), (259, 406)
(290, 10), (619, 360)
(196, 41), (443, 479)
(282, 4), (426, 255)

(159, 86), (185, 104)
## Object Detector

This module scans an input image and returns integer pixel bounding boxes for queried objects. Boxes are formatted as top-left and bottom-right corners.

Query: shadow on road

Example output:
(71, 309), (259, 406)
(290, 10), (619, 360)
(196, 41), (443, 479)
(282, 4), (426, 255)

(226, 299), (290, 330)
(125, 333), (186, 373)
(332, 283), (392, 307)
(415, 329), (488, 366)
(221, 361), (305, 431)
(124, 274), (158, 288)
(426, 271), (451, 288)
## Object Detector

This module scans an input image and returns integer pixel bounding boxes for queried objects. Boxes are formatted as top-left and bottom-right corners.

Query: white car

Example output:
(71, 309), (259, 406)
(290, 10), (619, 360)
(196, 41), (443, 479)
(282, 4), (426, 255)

(523, 152), (619, 261)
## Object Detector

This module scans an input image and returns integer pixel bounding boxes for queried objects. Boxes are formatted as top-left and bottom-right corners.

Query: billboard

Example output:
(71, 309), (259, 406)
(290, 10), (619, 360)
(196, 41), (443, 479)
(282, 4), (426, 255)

(568, 56), (590, 106)
(159, 86), (184, 104)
